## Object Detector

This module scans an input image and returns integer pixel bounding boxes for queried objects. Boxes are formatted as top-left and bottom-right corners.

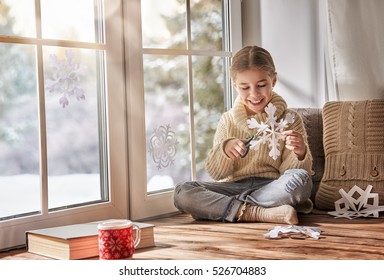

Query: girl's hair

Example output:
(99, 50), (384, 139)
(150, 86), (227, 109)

(230, 46), (276, 82)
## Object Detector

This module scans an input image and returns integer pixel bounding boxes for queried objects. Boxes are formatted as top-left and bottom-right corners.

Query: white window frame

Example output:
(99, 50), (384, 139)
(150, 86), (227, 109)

(125, 0), (242, 220)
(0, 0), (128, 250)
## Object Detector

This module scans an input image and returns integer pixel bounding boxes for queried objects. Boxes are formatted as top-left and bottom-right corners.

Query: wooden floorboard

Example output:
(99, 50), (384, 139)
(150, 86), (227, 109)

(1, 212), (383, 260)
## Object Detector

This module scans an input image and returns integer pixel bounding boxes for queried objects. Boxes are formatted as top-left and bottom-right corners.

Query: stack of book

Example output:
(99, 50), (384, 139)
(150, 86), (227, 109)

(26, 221), (155, 260)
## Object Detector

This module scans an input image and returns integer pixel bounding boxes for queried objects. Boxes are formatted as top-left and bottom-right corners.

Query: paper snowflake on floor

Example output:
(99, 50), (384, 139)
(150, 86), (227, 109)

(328, 185), (384, 219)
(246, 103), (295, 160)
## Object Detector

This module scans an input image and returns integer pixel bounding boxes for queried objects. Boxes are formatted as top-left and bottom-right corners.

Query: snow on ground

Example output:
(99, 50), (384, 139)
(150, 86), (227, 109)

(0, 174), (100, 218)
(0, 174), (174, 218)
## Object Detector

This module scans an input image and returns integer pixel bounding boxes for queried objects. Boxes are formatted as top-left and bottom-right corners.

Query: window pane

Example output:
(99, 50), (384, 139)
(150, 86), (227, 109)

(0, 43), (40, 219)
(0, 0), (36, 37)
(41, 0), (99, 43)
(193, 56), (225, 181)
(143, 54), (191, 193)
(141, 0), (186, 49)
(190, 0), (223, 50)
(43, 47), (107, 209)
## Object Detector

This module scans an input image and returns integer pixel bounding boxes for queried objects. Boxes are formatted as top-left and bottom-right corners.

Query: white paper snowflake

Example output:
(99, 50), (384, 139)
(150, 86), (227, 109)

(246, 103), (295, 160)
(45, 50), (86, 108)
(148, 124), (179, 169)
(328, 185), (384, 219)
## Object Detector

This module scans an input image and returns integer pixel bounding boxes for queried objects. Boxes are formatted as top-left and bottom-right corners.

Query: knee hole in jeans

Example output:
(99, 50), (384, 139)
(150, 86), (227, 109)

(284, 169), (311, 194)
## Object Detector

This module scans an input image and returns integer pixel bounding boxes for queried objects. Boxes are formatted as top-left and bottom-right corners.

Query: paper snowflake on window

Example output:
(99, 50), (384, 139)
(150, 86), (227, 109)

(328, 185), (384, 219)
(246, 103), (295, 160)
(148, 124), (179, 169)
(45, 50), (86, 108)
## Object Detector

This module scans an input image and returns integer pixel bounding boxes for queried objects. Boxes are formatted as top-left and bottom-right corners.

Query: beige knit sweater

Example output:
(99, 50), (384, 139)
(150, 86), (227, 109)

(204, 93), (314, 182)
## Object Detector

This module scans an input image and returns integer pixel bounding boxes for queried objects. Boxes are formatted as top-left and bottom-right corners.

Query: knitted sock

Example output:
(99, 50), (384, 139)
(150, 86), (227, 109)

(236, 204), (298, 225)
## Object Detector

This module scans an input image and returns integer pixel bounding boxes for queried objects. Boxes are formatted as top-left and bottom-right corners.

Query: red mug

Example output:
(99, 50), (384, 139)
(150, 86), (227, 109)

(97, 220), (141, 260)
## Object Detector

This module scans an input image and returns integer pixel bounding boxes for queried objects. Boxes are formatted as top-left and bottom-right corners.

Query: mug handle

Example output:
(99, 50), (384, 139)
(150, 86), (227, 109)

(132, 224), (141, 248)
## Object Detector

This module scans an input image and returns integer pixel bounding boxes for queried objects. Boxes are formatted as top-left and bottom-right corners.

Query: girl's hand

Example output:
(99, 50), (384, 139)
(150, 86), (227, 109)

(224, 138), (248, 159)
(282, 130), (306, 160)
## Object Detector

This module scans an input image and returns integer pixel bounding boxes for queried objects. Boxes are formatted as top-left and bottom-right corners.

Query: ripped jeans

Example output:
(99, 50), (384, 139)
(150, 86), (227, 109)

(173, 169), (312, 222)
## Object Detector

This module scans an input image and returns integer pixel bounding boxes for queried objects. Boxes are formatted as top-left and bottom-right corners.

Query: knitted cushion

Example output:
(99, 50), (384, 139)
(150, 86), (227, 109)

(315, 99), (384, 210)
(291, 108), (324, 201)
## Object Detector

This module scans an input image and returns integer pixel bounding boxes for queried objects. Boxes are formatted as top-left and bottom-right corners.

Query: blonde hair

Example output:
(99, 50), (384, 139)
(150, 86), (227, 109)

(230, 46), (276, 82)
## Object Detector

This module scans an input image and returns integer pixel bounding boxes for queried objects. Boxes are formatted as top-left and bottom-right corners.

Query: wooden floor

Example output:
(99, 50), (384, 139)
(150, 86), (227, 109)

(1, 212), (384, 260)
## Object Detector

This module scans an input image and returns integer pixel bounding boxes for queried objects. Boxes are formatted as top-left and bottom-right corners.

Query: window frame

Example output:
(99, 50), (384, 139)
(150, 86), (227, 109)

(0, 0), (128, 250)
(125, 0), (241, 220)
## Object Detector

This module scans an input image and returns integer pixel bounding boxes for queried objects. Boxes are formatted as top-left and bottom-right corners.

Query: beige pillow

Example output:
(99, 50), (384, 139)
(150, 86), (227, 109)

(315, 99), (384, 210)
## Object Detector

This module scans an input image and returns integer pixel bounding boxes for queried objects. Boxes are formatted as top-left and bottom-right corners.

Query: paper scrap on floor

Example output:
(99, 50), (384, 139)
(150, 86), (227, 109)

(264, 225), (321, 240)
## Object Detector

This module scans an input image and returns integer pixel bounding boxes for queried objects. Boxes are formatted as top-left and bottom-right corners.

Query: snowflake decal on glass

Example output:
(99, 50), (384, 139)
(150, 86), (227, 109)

(246, 103), (295, 160)
(328, 185), (384, 219)
(149, 124), (179, 169)
(44, 49), (86, 108)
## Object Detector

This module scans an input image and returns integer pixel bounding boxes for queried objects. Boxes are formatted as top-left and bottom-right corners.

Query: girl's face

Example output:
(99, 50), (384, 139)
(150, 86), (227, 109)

(234, 68), (276, 115)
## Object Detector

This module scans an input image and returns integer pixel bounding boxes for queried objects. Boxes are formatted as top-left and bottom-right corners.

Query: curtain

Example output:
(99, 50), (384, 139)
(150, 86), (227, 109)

(326, 0), (384, 101)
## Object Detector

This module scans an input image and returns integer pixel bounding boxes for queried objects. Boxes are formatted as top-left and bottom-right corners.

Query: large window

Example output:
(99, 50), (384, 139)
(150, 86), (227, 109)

(0, 0), (108, 219)
(0, 0), (127, 250)
(0, 0), (239, 250)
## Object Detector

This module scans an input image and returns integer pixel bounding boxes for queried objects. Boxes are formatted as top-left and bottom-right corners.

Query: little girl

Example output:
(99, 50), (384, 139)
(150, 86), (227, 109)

(174, 46), (314, 224)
